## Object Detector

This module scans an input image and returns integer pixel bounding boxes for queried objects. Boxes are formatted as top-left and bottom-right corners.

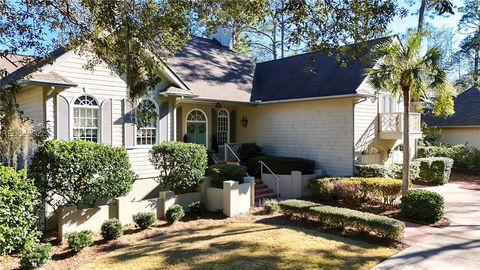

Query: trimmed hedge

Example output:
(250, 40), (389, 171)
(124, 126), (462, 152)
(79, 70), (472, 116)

(0, 165), (41, 255)
(417, 145), (480, 175)
(101, 219), (123, 240)
(133, 212), (156, 229)
(237, 143), (264, 164)
(206, 163), (247, 188)
(355, 163), (420, 180)
(308, 177), (404, 207)
(150, 141), (208, 194)
(416, 157), (453, 185)
(279, 200), (404, 241)
(29, 140), (134, 209)
(400, 189), (444, 223)
(248, 156), (315, 176)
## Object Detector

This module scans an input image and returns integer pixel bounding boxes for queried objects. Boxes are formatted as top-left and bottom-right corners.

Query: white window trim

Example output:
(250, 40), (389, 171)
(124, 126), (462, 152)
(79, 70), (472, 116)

(70, 94), (101, 142)
(185, 108), (208, 149)
(216, 108), (230, 145)
(134, 98), (160, 148)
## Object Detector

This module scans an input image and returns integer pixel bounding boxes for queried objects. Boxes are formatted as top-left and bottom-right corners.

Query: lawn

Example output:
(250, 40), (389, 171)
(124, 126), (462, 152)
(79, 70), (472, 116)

(81, 222), (396, 270)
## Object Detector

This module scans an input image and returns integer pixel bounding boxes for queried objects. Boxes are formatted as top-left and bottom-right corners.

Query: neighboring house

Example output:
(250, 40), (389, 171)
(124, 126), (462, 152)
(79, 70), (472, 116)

(1, 34), (422, 225)
(423, 87), (480, 148)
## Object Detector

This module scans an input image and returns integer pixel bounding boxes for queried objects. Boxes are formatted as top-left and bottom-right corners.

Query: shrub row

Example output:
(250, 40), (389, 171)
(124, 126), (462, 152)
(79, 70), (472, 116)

(416, 157), (453, 185)
(308, 177), (404, 207)
(417, 145), (480, 175)
(278, 200), (404, 241)
(355, 163), (419, 180)
(248, 156), (315, 176)
(206, 163), (247, 188)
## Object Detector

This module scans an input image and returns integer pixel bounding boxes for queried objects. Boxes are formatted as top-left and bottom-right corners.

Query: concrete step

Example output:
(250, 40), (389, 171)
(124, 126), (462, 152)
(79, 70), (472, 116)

(255, 188), (274, 196)
(256, 184), (268, 189)
(255, 192), (277, 200)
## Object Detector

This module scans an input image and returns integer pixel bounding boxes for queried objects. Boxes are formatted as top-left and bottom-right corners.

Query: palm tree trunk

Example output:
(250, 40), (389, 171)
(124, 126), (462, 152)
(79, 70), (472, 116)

(417, 0), (427, 34)
(402, 88), (411, 195)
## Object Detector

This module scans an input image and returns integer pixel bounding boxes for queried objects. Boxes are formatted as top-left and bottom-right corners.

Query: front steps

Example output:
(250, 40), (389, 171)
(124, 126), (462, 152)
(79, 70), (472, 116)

(255, 178), (276, 203)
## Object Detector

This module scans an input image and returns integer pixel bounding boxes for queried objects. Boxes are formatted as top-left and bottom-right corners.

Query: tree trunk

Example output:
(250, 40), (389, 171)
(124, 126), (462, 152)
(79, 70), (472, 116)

(402, 88), (411, 195)
(272, 20), (277, 60)
(417, 0), (427, 34)
(474, 48), (479, 86)
(280, 0), (285, 59)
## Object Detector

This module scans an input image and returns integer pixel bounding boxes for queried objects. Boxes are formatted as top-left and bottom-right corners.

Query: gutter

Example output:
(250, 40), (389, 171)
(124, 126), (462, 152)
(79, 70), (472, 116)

(18, 79), (78, 88)
(255, 93), (373, 105)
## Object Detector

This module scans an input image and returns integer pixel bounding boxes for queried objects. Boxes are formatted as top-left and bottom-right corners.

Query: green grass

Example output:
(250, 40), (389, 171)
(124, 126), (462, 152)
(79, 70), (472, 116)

(81, 223), (396, 270)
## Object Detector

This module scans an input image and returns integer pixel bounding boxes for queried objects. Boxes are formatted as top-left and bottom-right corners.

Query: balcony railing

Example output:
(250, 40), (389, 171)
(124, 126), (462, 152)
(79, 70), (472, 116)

(379, 113), (421, 139)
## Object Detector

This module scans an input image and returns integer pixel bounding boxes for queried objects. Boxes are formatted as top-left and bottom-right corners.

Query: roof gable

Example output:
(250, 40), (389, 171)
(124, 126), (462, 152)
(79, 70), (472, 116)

(424, 87), (480, 127)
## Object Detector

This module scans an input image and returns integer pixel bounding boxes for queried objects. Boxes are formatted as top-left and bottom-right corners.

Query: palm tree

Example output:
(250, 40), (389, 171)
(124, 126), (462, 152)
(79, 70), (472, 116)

(367, 34), (454, 194)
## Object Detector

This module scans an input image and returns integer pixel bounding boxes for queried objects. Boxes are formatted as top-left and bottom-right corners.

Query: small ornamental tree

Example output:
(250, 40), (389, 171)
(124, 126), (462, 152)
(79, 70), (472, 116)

(29, 140), (134, 209)
(150, 141), (208, 194)
(0, 165), (41, 255)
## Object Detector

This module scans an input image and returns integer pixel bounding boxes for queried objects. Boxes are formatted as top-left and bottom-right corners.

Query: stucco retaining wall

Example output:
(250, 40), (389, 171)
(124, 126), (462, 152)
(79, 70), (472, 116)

(262, 171), (321, 199)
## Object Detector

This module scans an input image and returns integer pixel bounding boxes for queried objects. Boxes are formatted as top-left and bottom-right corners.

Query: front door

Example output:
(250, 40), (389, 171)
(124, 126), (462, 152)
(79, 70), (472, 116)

(186, 122), (207, 146)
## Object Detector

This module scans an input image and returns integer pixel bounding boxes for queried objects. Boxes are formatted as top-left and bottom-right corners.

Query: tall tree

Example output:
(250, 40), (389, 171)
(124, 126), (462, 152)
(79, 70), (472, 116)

(368, 34), (455, 194)
(416, 0), (455, 34)
(457, 0), (480, 87)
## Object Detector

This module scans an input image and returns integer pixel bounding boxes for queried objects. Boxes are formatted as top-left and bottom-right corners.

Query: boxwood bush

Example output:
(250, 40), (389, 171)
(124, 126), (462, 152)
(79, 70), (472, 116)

(66, 230), (93, 252)
(150, 141), (208, 194)
(279, 199), (404, 241)
(101, 218), (123, 240)
(206, 163), (247, 188)
(308, 177), (404, 207)
(416, 157), (453, 185)
(0, 165), (41, 255)
(417, 145), (480, 175)
(133, 212), (156, 229)
(355, 163), (420, 180)
(29, 140), (134, 209)
(248, 156), (315, 177)
(166, 204), (185, 224)
(400, 189), (444, 223)
(20, 242), (52, 269)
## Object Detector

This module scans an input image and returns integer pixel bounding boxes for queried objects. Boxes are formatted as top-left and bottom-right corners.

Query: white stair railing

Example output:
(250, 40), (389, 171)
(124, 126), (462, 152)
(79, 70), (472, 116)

(258, 160), (280, 199)
(224, 143), (241, 163)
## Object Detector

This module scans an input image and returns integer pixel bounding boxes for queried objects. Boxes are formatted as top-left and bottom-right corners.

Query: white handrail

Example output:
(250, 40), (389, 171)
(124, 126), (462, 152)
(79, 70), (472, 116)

(224, 143), (241, 163)
(258, 160), (280, 199)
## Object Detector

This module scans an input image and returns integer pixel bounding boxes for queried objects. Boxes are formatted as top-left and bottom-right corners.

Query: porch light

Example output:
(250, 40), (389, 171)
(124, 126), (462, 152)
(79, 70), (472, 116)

(240, 116), (248, 128)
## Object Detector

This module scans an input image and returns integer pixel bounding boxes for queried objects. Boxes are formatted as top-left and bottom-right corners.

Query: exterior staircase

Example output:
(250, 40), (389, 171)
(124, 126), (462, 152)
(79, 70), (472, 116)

(255, 178), (276, 203)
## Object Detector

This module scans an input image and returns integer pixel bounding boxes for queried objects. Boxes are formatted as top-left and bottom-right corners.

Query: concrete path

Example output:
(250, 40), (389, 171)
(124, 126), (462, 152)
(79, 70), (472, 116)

(373, 183), (480, 270)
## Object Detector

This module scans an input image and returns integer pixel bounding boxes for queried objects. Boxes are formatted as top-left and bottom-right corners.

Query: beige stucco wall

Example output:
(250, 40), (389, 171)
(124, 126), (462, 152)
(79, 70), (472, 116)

(440, 127), (480, 148)
(236, 98), (355, 176)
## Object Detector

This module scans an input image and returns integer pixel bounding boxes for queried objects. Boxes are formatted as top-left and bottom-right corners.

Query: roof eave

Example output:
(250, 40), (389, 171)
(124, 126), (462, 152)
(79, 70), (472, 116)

(18, 79), (78, 88)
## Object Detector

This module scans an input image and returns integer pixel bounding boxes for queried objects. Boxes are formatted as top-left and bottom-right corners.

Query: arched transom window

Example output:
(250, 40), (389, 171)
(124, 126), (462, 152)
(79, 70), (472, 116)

(136, 99), (158, 145)
(217, 109), (229, 145)
(73, 95), (99, 142)
(187, 109), (207, 122)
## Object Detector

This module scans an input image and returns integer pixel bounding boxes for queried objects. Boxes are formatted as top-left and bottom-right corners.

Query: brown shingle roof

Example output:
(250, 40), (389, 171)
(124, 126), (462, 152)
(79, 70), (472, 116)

(166, 37), (254, 102)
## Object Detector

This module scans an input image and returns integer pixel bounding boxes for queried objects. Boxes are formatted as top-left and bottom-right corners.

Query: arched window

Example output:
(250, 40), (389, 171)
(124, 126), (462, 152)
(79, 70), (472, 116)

(186, 109), (208, 147)
(217, 109), (229, 145)
(136, 99), (158, 145)
(73, 95), (99, 142)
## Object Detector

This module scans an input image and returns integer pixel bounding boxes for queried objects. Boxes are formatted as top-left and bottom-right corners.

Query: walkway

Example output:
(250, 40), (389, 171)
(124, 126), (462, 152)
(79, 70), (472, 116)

(373, 181), (480, 270)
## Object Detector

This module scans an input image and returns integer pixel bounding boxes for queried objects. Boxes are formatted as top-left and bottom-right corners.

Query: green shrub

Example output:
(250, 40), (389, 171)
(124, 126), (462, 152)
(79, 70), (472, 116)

(262, 199), (280, 214)
(387, 162), (420, 180)
(355, 164), (388, 178)
(20, 242), (52, 269)
(133, 212), (156, 229)
(29, 140), (134, 209)
(248, 156), (315, 177)
(416, 144), (480, 175)
(237, 143), (264, 163)
(150, 141), (208, 194)
(400, 189), (444, 223)
(417, 145), (452, 158)
(0, 165), (41, 255)
(206, 164), (246, 188)
(309, 177), (404, 207)
(66, 230), (93, 252)
(166, 204), (185, 224)
(188, 202), (204, 218)
(279, 200), (404, 241)
(416, 157), (453, 185)
(101, 219), (123, 240)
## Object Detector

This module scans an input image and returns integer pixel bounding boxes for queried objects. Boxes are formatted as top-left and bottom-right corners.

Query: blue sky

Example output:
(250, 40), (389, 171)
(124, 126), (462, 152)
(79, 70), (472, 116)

(389, 0), (464, 42)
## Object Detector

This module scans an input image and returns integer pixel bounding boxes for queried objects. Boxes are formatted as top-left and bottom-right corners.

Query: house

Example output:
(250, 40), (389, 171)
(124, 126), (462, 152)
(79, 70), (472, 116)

(423, 87), (480, 148)
(1, 33), (422, 227)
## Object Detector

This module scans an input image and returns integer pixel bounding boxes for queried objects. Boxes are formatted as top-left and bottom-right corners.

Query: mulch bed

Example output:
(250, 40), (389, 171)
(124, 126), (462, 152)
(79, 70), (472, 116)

(449, 172), (480, 190)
